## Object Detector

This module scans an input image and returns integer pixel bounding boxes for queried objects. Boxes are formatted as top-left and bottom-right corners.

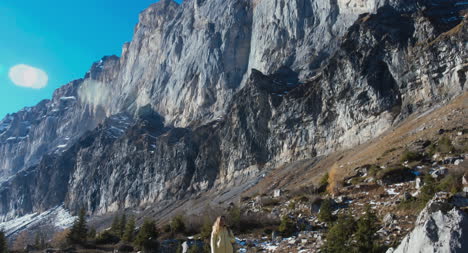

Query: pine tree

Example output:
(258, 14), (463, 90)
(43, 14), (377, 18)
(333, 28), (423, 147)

(322, 213), (355, 253)
(34, 231), (45, 249)
(354, 205), (379, 253)
(134, 219), (159, 252)
(34, 232), (40, 249)
(318, 199), (333, 223)
(88, 227), (97, 240)
(122, 216), (136, 243)
(67, 208), (88, 245)
(0, 230), (8, 253)
(110, 215), (121, 237)
(278, 216), (295, 237)
(420, 173), (437, 202)
(170, 215), (185, 234)
(119, 214), (127, 237)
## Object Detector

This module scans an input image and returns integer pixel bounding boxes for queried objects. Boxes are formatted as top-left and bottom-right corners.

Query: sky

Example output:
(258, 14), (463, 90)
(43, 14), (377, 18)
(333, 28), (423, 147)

(0, 0), (182, 119)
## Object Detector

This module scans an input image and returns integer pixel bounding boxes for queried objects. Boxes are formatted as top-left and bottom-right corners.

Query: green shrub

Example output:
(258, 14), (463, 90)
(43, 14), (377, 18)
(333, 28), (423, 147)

(278, 216), (296, 237)
(427, 136), (456, 155)
(400, 150), (423, 162)
(437, 174), (461, 194)
(354, 206), (380, 253)
(162, 224), (171, 233)
(318, 199), (333, 223)
(96, 230), (120, 245)
(228, 206), (241, 231)
(420, 174), (437, 202)
(438, 136), (455, 153)
(320, 173), (329, 186)
(288, 201), (296, 210)
(170, 215), (186, 234)
(134, 219), (159, 252)
(200, 218), (212, 240)
(322, 213), (355, 253)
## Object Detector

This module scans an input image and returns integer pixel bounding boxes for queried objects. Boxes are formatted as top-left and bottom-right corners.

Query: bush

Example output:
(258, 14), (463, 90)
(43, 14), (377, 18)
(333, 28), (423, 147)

(228, 206), (241, 231)
(400, 150), (423, 162)
(134, 219), (159, 252)
(96, 230), (120, 245)
(322, 214), (355, 253)
(200, 218), (212, 240)
(420, 174), (437, 202)
(318, 199), (333, 223)
(427, 136), (456, 155)
(170, 215), (186, 234)
(354, 206), (380, 253)
(278, 216), (296, 237)
(320, 173), (329, 186)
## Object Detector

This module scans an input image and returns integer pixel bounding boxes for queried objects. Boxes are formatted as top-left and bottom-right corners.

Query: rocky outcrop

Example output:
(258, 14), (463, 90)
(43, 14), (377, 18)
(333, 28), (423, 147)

(0, 0), (467, 225)
(388, 193), (468, 253)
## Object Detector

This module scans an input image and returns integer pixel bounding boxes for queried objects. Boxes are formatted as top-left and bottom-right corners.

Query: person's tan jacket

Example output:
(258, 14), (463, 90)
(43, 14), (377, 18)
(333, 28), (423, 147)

(210, 227), (235, 253)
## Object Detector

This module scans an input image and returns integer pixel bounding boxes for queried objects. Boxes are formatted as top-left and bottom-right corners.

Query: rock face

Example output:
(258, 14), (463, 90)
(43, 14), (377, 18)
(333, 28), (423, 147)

(389, 194), (468, 253)
(0, 0), (467, 224)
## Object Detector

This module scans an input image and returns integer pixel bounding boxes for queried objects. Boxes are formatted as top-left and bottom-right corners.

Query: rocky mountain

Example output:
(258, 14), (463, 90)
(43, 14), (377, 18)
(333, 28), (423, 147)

(0, 0), (467, 249)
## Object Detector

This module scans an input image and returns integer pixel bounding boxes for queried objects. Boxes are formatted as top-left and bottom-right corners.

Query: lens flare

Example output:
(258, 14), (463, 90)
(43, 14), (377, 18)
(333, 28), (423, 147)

(9, 64), (48, 89)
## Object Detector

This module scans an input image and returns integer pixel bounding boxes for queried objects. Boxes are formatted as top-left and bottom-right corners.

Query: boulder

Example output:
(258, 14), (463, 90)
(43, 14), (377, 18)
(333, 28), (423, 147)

(391, 193), (468, 253)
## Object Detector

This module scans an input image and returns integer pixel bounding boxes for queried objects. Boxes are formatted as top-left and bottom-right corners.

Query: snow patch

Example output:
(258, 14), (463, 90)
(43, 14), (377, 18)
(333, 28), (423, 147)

(0, 206), (76, 237)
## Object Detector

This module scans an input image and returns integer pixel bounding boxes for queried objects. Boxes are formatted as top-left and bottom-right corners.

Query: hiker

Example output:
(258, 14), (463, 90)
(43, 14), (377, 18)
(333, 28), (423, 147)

(210, 216), (235, 253)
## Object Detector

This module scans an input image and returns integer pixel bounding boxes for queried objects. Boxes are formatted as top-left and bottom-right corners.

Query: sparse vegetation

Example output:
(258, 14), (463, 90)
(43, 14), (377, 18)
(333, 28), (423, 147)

(170, 215), (186, 235)
(318, 199), (333, 223)
(122, 216), (136, 243)
(95, 230), (120, 245)
(427, 136), (456, 155)
(134, 219), (159, 252)
(278, 216), (295, 237)
(354, 206), (380, 253)
(400, 149), (423, 163)
(320, 172), (329, 187)
(322, 213), (355, 253)
(322, 207), (383, 253)
(67, 208), (88, 245)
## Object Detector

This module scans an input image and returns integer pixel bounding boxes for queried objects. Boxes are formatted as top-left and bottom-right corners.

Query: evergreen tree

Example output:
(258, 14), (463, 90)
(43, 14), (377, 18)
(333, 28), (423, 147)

(134, 219), (159, 252)
(420, 173), (437, 202)
(122, 216), (136, 243)
(354, 205), (380, 253)
(67, 208), (88, 245)
(119, 214), (127, 237)
(88, 227), (97, 240)
(170, 215), (185, 234)
(322, 213), (355, 253)
(200, 217), (212, 240)
(110, 215), (121, 237)
(278, 215), (296, 237)
(34, 232), (40, 248)
(318, 199), (333, 223)
(0, 230), (7, 253)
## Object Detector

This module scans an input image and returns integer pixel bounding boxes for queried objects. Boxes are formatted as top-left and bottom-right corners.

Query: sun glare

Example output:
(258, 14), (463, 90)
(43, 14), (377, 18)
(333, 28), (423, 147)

(9, 64), (48, 89)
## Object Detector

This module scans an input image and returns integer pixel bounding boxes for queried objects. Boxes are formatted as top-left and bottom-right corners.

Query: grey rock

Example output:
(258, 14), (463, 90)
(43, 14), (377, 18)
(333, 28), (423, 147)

(392, 194), (468, 253)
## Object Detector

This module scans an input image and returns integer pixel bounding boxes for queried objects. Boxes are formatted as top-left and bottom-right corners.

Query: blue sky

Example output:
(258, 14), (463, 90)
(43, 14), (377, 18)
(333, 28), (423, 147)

(0, 0), (182, 119)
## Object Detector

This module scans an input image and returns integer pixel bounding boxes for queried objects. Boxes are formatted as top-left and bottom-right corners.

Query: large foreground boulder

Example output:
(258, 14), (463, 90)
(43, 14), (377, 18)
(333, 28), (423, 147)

(388, 193), (468, 253)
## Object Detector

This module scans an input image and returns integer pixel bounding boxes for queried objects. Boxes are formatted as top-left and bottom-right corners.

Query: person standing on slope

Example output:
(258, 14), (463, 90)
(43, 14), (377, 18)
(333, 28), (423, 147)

(210, 216), (235, 253)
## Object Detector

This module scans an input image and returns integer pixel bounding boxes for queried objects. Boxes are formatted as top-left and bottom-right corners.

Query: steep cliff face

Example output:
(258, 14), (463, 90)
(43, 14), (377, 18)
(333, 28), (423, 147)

(0, 0), (467, 224)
